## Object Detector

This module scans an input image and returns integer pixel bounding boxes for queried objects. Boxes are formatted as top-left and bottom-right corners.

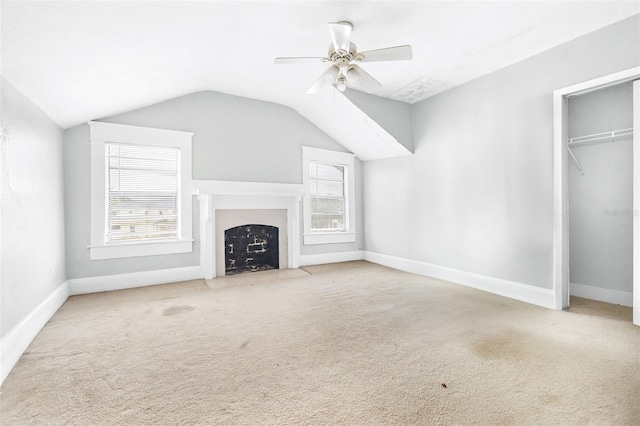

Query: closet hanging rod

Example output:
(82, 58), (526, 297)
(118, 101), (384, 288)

(568, 128), (633, 147)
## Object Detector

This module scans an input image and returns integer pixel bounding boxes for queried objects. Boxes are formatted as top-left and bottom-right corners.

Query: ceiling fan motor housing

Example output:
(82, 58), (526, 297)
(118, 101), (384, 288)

(328, 42), (364, 90)
(329, 42), (362, 68)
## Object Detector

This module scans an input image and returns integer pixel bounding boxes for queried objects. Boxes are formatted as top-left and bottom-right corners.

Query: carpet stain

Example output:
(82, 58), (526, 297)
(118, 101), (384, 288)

(472, 330), (527, 361)
(239, 340), (250, 349)
(538, 393), (560, 405)
(162, 305), (195, 316)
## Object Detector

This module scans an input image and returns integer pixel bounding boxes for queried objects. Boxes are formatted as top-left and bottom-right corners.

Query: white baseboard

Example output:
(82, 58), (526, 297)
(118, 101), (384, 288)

(363, 251), (555, 309)
(570, 282), (633, 307)
(1, 266), (204, 384)
(299, 250), (364, 266)
(1, 280), (70, 385)
(69, 265), (203, 295)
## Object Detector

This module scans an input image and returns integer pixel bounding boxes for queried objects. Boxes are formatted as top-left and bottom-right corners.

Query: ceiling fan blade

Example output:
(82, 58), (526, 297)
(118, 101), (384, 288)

(328, 21), (352, 52)
(274, 57), (327, 65)
(357, 45), (413, 62)
(305, 65), (340, 94)
(347, 64), (381, 93)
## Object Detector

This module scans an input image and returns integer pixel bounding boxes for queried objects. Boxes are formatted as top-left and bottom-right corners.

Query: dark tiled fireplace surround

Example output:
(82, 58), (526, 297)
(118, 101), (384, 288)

(224, 224), (279, 275)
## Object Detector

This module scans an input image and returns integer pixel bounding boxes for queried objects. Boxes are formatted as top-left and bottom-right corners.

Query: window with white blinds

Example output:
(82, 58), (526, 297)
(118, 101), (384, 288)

(309, 162), (346, 231)
(89, 121), (193, 260)
(106, 143), (180, 243)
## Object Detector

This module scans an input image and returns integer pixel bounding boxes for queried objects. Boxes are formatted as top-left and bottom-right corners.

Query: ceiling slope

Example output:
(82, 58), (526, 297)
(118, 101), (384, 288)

(2, 2), (639, 160)
(293, 88), (412, 161)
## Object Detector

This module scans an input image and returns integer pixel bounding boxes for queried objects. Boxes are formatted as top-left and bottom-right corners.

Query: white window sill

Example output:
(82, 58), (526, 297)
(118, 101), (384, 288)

(303, 232), (356, 245)
(88, 239), (193, 260)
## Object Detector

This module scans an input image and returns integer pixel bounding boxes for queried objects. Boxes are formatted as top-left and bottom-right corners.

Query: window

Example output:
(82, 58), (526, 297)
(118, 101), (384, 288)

(302, 147), (356, 245)
(89, 121), (193, 260)
(106, 143), (179, 242)
(309, 162), (346, 231)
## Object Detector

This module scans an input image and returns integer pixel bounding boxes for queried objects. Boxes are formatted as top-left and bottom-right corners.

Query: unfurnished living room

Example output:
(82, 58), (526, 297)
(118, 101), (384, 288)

(1, 1), (639, 424)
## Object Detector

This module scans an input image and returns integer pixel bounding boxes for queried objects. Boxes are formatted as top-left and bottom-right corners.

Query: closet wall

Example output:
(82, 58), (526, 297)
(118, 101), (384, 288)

(568, 81), (634, 304)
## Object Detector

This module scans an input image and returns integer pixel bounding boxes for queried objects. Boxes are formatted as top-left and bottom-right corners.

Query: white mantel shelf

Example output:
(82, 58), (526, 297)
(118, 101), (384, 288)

(192, 180), (305, 197)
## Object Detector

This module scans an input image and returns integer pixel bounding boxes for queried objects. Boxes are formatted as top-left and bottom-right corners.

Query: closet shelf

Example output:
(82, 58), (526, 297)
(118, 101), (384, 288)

(567, 128), (633, 173)
(568, 128), (633, 147)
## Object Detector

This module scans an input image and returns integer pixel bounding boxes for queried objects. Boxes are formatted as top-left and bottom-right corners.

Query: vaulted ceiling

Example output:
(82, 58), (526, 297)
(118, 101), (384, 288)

(2, 1), (638, 159)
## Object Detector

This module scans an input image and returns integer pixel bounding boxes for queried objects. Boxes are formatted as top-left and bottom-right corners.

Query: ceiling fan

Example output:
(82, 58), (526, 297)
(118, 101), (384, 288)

(274, 21), (412, 94)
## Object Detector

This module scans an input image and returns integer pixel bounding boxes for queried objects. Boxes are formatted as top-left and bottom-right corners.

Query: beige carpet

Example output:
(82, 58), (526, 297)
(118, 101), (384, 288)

(1, 261), (638, 425)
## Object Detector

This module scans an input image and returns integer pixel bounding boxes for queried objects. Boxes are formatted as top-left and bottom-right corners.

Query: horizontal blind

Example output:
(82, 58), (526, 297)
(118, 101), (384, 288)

(106, 143), (180, 243)
(309, 162), (346, 231)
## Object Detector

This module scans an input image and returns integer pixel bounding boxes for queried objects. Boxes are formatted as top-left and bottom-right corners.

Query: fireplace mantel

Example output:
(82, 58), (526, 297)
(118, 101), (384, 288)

(193, 180), (305, 197)
(193, 180), (304, 279)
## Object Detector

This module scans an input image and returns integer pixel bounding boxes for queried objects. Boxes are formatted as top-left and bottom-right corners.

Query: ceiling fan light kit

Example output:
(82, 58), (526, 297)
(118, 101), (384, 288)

(346, 66), (362, 86)
(324, 65), (340, 84)
(275, 21), (413, 94)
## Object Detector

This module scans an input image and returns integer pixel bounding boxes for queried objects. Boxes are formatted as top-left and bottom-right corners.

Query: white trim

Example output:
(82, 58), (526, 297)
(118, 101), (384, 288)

(302, 146), (357, 245)
(88, 239), (194, 260)
(88, 121), (193, 260)
(69, 266), (202, 295)
(552, 91), (570, 310)
(87, 120), (194, 144)
(198, 194), (214, 279)
(634, 79), (640, 325)
(192, 180), (305, 197)
(299, 250), (364, 266)
(303, 232), (356, 245)
(1, 281), (70, 385)
(552, 67), (640, 324)
(292, 198), (301, 269)
(364, 251), (555, 309)
(194, 180), (303, 279)
(558, 68), (640, 98)
(570, 283), (633, 307)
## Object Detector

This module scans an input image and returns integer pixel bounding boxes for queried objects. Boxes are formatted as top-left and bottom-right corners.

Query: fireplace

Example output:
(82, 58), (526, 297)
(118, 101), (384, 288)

(214, 208), (289, 277)
(194, 179), (304, 279)
(225, 224), (279, 275)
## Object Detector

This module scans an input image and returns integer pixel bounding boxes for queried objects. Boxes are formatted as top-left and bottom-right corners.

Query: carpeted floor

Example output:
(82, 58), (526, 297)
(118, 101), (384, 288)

(1, 261), (638, 425)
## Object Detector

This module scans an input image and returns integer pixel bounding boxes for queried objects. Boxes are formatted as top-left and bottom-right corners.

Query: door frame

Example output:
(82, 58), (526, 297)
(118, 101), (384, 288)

(552, 66), (640, 325)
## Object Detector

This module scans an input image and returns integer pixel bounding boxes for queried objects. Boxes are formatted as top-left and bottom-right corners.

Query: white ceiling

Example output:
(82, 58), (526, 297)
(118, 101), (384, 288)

(2, 1), (639, 131)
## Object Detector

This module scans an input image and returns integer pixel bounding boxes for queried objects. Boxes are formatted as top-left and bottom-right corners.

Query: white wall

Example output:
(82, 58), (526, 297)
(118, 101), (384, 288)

(1, 78), (66, 338)
(568, 82), (633, 294)
(64, 90), (364, 279)
(363, 15), (640, 290)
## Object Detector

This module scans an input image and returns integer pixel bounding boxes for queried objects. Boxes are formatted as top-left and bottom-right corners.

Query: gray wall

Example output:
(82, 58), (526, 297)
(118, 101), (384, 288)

(568, 82), (633, 293)
(64, 91), (363, 279)
(344, 90), (414, 152)
(363, 15), (639, 290)
(1, 78), (66, 337)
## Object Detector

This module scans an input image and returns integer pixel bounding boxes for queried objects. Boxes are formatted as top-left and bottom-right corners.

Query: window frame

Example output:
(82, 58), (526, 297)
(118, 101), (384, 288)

(302, 146), (356, 245)
(88, 121), (193, 260)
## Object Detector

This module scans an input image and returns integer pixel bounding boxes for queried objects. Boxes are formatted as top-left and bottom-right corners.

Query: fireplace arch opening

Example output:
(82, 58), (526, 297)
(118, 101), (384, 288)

(224, 224), (279, 275)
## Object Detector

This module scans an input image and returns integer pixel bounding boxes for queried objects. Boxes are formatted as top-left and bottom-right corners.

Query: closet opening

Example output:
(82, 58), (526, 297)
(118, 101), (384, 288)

(567, 83), (633, 312)
(553, 67), (640, 326)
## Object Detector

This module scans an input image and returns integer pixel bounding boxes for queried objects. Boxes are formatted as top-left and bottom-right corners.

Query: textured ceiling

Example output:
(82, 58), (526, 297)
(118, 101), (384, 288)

(1, 1), (639, 130)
